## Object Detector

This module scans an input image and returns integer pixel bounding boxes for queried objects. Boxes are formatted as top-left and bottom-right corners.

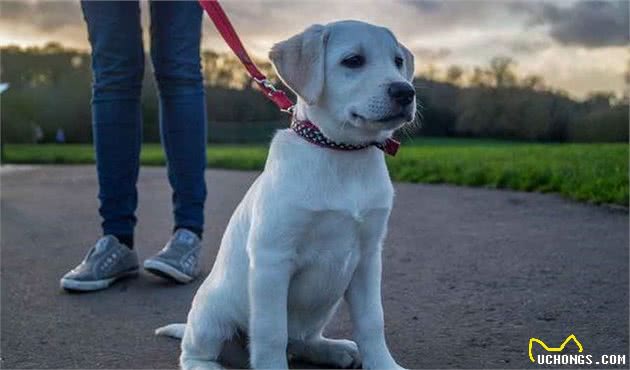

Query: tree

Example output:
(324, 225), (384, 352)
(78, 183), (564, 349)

(2, 45), (627, 144)
(623, 59), (630, 103)
(585, 91), (615, 109)
(420, 63), (439, 80)
(469, 67), (491, 87)
(489, 56), (517, 88)
(521, 74), (545, 91)
(445, 65), (464, 85)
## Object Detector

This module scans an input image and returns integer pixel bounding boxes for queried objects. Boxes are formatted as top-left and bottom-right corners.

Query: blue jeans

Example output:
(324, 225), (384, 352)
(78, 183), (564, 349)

(81, 1), (207, 240)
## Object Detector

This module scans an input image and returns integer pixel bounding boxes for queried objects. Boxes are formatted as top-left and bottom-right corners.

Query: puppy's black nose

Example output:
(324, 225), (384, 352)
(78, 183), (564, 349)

(388, 82), (415, 106)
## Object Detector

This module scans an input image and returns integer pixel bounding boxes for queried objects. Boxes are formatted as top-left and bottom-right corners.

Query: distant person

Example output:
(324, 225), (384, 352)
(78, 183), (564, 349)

(60, 1), (208, 291)
(33, 125), (43, 144)
(55, 128), (65, 144)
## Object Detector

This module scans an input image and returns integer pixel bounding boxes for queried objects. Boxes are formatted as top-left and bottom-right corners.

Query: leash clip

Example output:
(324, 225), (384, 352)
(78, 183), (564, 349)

(281, 105), (295, 114)
(253, 77), (279, 93)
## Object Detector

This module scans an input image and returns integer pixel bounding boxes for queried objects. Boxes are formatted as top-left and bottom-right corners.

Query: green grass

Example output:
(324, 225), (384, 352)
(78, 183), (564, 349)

(390, 139), (628, 206)
(3, 140), (628, 206)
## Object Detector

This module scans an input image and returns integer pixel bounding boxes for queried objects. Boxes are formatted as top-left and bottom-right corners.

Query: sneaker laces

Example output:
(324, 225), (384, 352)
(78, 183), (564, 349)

(85, 236), (114, 260)
(174, 229), (197, 245)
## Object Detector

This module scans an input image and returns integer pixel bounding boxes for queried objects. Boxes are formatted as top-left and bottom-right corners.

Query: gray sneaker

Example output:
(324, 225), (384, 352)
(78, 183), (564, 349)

(60, 235), (139, 291)
(143, 229), (201, 283)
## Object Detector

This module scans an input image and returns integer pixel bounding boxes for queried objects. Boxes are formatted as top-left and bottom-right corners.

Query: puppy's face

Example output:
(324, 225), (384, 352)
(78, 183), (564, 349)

(323, 21), (416, 132)
(270, 20), (416, 138)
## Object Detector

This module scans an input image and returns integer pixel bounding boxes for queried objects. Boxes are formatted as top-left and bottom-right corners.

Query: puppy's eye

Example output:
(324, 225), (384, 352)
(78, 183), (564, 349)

(395, 56), (404, 68)
(341, 55), (365, 69)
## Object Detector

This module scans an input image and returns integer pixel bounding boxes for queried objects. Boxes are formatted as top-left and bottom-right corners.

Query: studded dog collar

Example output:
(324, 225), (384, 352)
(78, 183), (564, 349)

(290, 118), (400, 156)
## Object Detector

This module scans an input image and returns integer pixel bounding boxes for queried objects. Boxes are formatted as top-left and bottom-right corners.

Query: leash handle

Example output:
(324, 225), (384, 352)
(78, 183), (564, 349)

(199, 0), (294, 113)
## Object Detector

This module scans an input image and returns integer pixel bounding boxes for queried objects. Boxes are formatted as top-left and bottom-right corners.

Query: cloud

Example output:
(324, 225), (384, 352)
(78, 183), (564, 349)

(518, 0), (629, 48)
(507, 39), (553, 54)
(0, 0), (627, 98)
(515, 45), (628, 97)
(0, 1), (82, 32)
(2, 0), (627, 50)
(412, 47), (451, 61)
(404, 0), (629, 49)
(402, 0), (533, 31)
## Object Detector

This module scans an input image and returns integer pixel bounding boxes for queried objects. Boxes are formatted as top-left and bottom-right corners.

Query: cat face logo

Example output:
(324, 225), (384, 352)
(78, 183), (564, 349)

(528, 334), (584, 363)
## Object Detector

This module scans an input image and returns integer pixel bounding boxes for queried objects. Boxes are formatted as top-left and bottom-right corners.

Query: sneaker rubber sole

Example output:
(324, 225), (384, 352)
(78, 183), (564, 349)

(143, 259), (194, 283)
(60, 268), (139, 291)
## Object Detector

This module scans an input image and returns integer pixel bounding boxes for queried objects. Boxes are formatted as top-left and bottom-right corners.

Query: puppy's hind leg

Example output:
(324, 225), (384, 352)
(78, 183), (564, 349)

(179, 305), (235, 370)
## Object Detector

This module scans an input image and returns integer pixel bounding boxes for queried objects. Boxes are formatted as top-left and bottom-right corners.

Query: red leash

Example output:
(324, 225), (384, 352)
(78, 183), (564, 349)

(199, 0), (400, 155)
(198, 0), (294, 114)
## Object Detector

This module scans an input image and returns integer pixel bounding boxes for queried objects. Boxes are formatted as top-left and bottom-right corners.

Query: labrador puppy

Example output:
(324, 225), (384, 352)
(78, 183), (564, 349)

(156, 20), (416, 370)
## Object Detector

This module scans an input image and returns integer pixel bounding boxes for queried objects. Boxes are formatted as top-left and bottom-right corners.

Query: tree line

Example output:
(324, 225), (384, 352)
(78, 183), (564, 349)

(1, 43), (627, 144)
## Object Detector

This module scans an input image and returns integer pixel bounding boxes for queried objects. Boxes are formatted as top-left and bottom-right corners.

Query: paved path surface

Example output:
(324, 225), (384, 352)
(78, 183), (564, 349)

(1, 166), (628, 369)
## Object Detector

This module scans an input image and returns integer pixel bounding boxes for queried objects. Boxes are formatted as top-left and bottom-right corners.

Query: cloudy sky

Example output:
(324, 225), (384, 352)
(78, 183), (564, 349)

(1, 0), (628, 98)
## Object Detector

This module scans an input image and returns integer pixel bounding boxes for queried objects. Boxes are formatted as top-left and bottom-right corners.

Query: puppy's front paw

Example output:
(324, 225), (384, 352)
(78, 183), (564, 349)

(322, 339), (361, 369)
(289, 338), (361, 369)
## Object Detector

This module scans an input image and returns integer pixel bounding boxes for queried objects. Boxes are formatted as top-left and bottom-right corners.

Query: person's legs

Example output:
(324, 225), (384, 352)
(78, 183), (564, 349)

(150, 0), (207, 238)
(81, 0), (144, 247)
(60, 1), (144, 291)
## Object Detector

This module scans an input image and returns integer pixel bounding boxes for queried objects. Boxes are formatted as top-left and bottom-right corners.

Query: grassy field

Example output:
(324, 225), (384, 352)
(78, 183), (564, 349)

(2, 139), (628, 206)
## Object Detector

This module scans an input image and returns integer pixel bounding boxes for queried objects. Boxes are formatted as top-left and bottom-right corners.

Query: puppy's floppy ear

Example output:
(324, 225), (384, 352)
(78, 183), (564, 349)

(269, 24), (328, 105)
(399, 43), (415, 82)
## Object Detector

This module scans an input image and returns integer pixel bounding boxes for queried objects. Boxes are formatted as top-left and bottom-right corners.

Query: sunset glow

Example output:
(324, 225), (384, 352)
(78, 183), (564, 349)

(1, 0), (628, 98)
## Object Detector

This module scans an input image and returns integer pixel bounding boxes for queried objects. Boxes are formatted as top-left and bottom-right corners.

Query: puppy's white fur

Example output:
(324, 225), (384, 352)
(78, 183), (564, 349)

(156, 20), (415, 370)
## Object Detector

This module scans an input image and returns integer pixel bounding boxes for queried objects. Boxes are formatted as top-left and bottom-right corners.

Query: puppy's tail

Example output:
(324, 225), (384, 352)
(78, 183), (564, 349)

(155, 323), (186, 339)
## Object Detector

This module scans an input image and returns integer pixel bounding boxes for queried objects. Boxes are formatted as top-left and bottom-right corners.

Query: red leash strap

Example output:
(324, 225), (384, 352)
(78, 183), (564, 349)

(198, 0), (294, 113)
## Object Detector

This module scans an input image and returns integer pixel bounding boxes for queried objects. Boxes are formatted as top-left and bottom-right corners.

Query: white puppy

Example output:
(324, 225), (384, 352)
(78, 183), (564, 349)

(156, 20), (416, 370)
